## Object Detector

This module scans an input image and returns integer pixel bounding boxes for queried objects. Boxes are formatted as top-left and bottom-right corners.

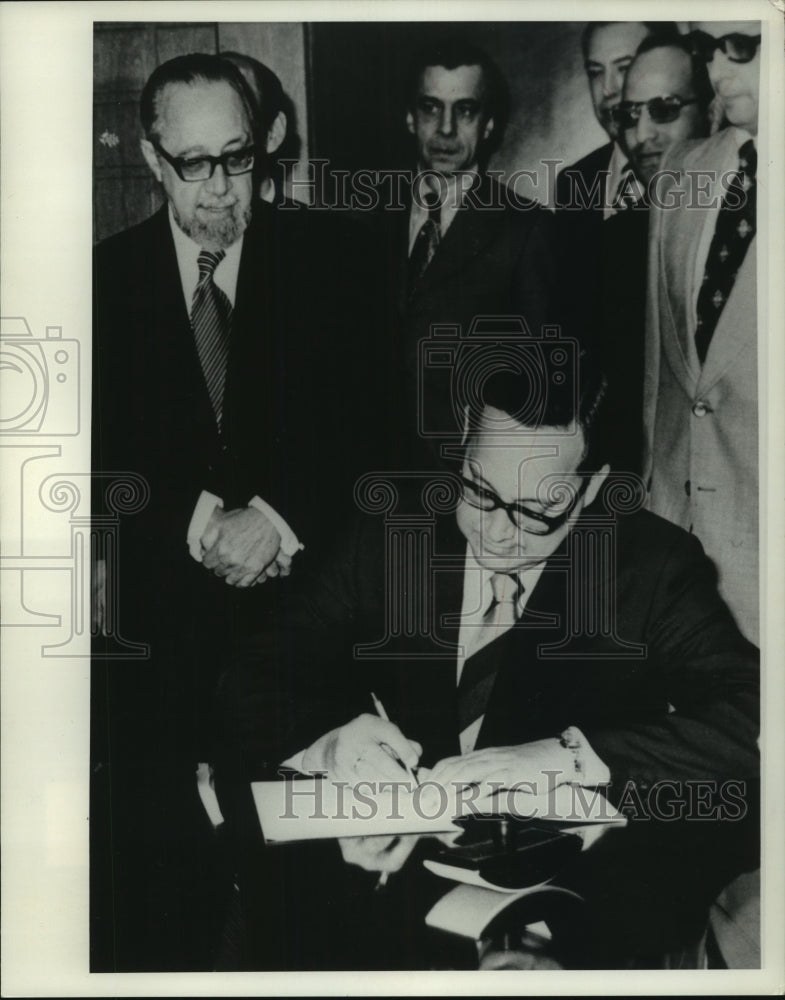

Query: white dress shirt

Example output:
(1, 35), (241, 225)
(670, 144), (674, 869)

(456, 545), (610, 787)
(168, 210), (303, 561)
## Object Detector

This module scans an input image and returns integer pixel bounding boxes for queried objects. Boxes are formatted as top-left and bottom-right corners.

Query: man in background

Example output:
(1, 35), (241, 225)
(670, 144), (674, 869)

(222, 50), (294, 204)
(377, 37), (555, 468)
(594, 34), (711, 475)
(554, 21), (678, 354)
(644, 21), (760, 646)
(644, 21), (762, 966)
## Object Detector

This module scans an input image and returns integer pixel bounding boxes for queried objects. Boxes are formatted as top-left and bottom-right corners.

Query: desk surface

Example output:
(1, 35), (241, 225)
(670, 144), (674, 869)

(223, 776), (759, 971)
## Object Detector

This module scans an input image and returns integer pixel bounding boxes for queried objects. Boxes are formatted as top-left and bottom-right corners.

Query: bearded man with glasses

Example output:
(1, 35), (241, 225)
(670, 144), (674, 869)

(92, 52), (377, 970)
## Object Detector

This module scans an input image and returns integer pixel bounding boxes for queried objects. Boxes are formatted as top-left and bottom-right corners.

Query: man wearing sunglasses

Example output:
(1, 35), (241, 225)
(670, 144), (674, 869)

(553, 22), (678, 362)
(590, 37), (711, 479)
(92, 53), (377, 970)
(643, 26), (761, 966)
(644, 21), (760, 648)
(618, 36), (712, 188)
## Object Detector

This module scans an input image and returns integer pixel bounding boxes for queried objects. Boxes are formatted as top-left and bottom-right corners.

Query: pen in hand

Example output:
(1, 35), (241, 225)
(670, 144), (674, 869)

(370, 692), (419, 892)
(370, 692), (420, 787)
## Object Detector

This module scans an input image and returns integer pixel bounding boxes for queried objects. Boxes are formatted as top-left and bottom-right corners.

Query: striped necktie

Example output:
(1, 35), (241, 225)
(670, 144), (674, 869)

(191, 249), (233, 425)
(457, 572), (523, 736)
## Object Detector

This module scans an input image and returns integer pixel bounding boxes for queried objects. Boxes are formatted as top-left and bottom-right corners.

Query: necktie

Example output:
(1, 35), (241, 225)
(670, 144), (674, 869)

(408, 191), (441, 290)
(611, 165), (641, 211)
(191, 249), (233, 425)
(457, 572), (523, 737)
(695, 139), (757, 364)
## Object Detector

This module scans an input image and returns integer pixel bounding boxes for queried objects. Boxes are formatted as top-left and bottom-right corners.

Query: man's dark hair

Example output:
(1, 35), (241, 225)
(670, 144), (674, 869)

(221, 51), (285, 133)
(581, 21), (680, 62)
(140, 53), (255, 142)
(405, 37), (509, 149)
(632, 33), (715, 113)
(466, 351), (609, 473)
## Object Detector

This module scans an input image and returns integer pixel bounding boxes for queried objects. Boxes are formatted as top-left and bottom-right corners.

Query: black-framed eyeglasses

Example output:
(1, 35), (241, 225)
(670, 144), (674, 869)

(152, 141), (256, 182)
(688, 30), (761, 65)
(458, 473), (590, 536)
(611, 96), (698, 131)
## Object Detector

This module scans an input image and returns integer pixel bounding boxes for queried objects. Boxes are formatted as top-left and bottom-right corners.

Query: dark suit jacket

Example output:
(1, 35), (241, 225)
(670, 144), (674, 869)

(364, 174), (556, 466)
(554, 143), (616, 353)
(93, 203), (374, 567)
(555, 143), (614, 212)
(92, 202), (379, 763)
(223, 491), (759, 799)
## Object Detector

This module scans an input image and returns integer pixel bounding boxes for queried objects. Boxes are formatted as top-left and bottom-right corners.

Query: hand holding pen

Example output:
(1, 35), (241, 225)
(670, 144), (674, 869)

(370, 692), (421, 789)
(370, 692), (421, 889)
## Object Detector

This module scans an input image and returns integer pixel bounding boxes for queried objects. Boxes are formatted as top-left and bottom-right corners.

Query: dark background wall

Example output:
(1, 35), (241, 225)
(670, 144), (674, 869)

(94, 20), (631, 241)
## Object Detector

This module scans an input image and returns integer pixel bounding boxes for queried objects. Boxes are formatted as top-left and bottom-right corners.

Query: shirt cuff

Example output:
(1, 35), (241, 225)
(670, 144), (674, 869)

(188, 491), (223, 561)
(559, 726), (611, 787)
(248, 496), (304, 557)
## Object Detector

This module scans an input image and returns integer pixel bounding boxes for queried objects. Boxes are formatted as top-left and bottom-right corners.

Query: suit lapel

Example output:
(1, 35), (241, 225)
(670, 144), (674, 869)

(697, 239), (757, 394)
(660, 187), (704, 394)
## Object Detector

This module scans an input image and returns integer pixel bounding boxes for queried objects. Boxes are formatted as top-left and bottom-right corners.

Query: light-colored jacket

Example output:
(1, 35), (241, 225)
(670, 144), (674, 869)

(643, 128), (758, 644)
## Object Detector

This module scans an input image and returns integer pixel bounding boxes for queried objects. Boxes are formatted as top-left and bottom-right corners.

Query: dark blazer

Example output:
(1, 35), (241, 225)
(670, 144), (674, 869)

(554, 143), (616, 354)
(93, 203), (374, 568)
(555, 142), (614, 212)
(92, 202), (380, 761)
(223, 489), (759, 799)
(91, 201), (384, 969)
(365, 174), (556, 466)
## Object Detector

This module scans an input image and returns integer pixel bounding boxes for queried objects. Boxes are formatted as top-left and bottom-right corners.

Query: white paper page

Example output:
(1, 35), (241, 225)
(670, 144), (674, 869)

(485, 783), (627, 824)
(423, 858), (552, 893)
(425, 883), (583, 938)
(251, 778), (460, 842)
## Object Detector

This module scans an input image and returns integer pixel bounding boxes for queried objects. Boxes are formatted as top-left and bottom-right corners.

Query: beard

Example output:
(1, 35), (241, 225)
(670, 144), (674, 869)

(174, 201), (252, 251)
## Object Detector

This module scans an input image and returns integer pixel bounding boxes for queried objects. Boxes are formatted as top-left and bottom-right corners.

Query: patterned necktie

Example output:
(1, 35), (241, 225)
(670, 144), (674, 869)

(695, 139), (757, 364)
(408, 190), (441, 290)
(457, 572), (523, 737)
(191, 249), (233, 425)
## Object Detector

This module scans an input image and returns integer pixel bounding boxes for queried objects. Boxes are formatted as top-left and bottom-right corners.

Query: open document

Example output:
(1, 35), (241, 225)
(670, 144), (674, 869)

(250, 777), (625, 843)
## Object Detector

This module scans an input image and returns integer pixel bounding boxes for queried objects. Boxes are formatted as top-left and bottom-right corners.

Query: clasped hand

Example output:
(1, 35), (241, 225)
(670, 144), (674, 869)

(200, 505), (290, 587)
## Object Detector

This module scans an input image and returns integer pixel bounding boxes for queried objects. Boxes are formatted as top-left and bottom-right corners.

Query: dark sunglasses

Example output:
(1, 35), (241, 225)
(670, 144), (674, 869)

(688, 30), (761, 64)
(611, 96), (698, 130)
